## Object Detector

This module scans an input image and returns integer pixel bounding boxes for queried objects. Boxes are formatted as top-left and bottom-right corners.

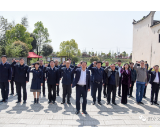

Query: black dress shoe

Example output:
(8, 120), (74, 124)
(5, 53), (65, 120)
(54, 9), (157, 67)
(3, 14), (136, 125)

(61, 101), (65, 104)
(103, 95), (106, 98)
(75, 110), (80, 115)
(118, 95), (121, 97)
(92, 102), (96, 105)
(10, 93), (14, 95)
(82, 110), (87, 114)
(23, 101), (26, 104)
(130, 95), (134, 98)
(57, 94), (59, 96)
(0, 100), (4, 102)
(98, 102), (102, 105)
(48, 101), (52, 104)
(43, 95), (46, 97)
(154, 102), (159, 105)
(151, 102), (153, 105)
(52, 101), (55, 104)
(16, 101), (21, 103)
(112, 102), (117, 105)
(107, 102), (110, 105)
(36, 98), (39, 104)
(140, 102), (144, 105)
(4, 100), (8, 103)
(67, 101), (71, 105)
(143, 96), (146, 98)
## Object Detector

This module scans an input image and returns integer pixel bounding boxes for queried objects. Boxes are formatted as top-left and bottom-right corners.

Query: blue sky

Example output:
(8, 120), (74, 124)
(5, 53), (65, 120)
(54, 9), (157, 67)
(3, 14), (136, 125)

(1, 11), (160, 55)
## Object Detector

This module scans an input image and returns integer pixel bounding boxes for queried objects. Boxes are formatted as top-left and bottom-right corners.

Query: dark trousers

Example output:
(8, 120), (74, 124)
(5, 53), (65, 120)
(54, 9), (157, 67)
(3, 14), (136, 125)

(151, 83), (159, 103)
(91, 81), (93, 97)
(121, 84), (129, 104)
(48, 84), (56, 101)
(92, 82), (102, 102)
(107, 84), (116, 103)
(103, 83), (107, 96)
(16, 82), (27, 101)
(76, 85), (87, 111)
(118, 77), (122, 95)
(143, 86), (147, 97)
(41, 81), (45, 95)
(10, 77), (14, 94)
(0, 82), (9, 101)
(129, 81), (135, 96)
(56, 85), (59, 95)
(62, 84), (71, 102)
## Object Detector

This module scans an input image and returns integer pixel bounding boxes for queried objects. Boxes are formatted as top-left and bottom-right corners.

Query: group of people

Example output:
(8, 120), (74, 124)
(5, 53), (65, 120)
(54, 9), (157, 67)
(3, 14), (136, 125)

(0, 54), (159, 115)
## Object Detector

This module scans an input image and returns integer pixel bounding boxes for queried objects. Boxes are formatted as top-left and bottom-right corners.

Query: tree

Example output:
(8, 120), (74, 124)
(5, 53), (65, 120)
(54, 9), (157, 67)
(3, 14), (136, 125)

(72, 56), (79, 63)
(59, 39), (81, 58)
(5, 24), (34, 50)
(30, 33), (37, 51)
(41, 44), (53, 61)
(33, 21), (51, 55)
(89, 56), (100, 63)
(21, 16), (28, 29)
(122, 51), (127, 57)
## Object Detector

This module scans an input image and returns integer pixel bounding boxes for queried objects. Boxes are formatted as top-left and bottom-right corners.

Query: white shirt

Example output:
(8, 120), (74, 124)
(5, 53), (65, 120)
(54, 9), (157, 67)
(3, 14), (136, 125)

(153, 72), (159, 83)
(118, 66), (122, 77)
(77, 69), (86, 85)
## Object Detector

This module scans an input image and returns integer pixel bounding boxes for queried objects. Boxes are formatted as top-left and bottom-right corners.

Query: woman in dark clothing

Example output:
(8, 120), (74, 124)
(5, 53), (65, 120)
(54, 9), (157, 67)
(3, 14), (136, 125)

(28, 62), (43, 104)
(120, 63), (131, 104)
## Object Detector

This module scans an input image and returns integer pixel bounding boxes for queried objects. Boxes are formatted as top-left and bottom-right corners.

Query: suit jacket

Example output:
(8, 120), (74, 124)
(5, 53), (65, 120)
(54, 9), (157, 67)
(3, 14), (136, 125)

(12, 62), (29, 83)
(72, 66), (90, 91)
(120, 69), (131, 88)
(148, 68), (160, 85)
(87, 63), (105, 84)
(106, 68), (119, 86)
(0, 62), (12, 82)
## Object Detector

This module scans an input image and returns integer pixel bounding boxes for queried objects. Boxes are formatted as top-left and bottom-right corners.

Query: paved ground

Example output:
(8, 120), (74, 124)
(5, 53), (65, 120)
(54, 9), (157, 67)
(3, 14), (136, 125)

(0, 74), (160, 127)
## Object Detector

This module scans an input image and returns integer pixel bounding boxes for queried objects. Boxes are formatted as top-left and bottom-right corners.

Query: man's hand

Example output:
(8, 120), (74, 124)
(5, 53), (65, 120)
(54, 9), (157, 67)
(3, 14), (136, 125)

(26, 81), (28, 83)
(88, 89), (90, 92)
(71, 84), (72, 86)
(60, 78), (61, 80)
(8, 80), (11, 82)
(153, 65), (155, 69)
(56, 83), (59, 85)
(45, 64), (48, 67)
(77, 63), (81, 67)
(62, 61), (66, 65)
(15, 60), (19, 63)
(45, 78), (47, 81)
(93, 61), (96, 64)
(103, 84), (104, 86)
(41, 83), (43, 86)
(31, 65), (34, 68)
(117, 86), (119, 87)
(145, 83), (147, 86)
(130, 84), (131, 87)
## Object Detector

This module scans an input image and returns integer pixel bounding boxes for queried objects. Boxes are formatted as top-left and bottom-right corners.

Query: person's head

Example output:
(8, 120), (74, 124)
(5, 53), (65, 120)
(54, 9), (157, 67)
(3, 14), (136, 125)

(12, 58), (15, 62)
(124, 63), (129, 70)
(110, 64), (115, 71)
(93, 63), (96, 67)
(154, 65), (159, 72)
(34, 62), (39, 69)
(19, 58), (24, 65)
(55, 60), (59, 66)
(117, 60), (121, 66)
(66, 61), (70, 68)
(105, 61), (109, 67)
(1, 55), (7, 63)
(96, 61), (102, 69)
(81, 61), (87, 70)
(140, 60), (145, 68)
(130, 62), (134, 68)
(50, 60), (55, 67)
(39, 60), (43, 65)
(67, 58), (71, 64)
(145, 61), (147, 64)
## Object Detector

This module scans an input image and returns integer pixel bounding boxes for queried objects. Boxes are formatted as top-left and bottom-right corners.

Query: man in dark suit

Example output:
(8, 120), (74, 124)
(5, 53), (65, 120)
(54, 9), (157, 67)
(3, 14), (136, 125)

(88, 61), (105, 105)
(39, 60), (46, 97)
(115, 60), (122, 97)
(0, 55), (12, 103)
(45, 60), (59, 104)
(59, 61), (74, 104)
(102, 61), (109, 98)
(148, 65), (160, 105)
(72, 61), (90, 115)
(12, 58), (29, 104)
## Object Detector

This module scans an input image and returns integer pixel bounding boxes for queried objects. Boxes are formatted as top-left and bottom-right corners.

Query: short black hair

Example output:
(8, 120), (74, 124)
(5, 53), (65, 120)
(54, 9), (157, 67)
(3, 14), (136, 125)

(19, 58), (24, 60)
(1, 55), (7, 58)
(145, 61), (147, 63)
(96, 61), (102, 64)
(50, 60), (55, 63)
(118, 60), (121, 62)
(67, 58), (71, 61)
(155, 65), (159, 67)
(81, 61), (87, 64)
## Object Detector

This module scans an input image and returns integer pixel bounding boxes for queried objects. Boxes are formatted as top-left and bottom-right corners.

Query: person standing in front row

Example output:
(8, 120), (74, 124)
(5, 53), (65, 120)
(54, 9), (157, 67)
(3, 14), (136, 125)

(120, 63), (131, 104)
(148, 65), (160, 105)
(28, 62), (43, 104)
(72, 61), (90, 115)
(0, 55), (12, 103)
(88, 61), (105, 105)
(143, 64), (150, 98)
(45, 60), (59, 104)
(134, 60), (147, 105)
(105, 64), (119, 105)
(59, 61), (74, 104)
(129, 62), (137, 98)
(115, 60), (122, 97)
(12, 58), (29, 104)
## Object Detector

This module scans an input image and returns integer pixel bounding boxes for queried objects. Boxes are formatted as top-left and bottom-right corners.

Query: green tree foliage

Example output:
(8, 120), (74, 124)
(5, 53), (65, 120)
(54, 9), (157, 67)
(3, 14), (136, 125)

(41, 44), (53, 57)
(21, 16), (28, 29)
(30, 33), (37, 51)
(59, 39), (81, 58)
(72, 56), (79, 63)
(5, 24), (33, 50)
(89, 56), (100, 63)
(33, 21), (51, 55)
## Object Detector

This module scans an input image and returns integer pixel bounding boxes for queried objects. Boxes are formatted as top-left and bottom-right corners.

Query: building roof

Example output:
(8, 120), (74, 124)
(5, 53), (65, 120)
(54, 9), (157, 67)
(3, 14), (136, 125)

(150, 20), (160, 27)
(27, 52), (43, 58)
(132, 11), (152, 24)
